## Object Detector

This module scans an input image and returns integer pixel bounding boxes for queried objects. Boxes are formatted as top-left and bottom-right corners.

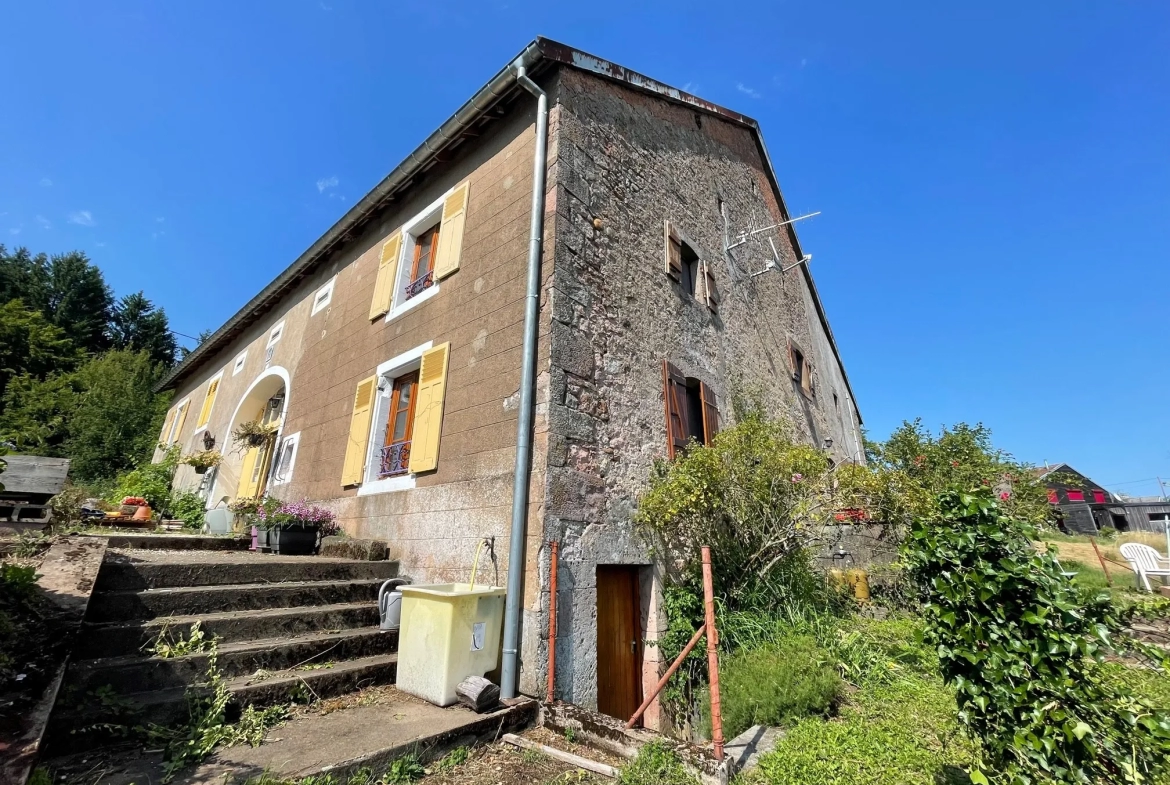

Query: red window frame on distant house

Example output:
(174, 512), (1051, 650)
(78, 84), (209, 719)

(1047, 489), (1058, 504)
(1092, 489), (1106, 504)
(1066, 489), (1085, 502)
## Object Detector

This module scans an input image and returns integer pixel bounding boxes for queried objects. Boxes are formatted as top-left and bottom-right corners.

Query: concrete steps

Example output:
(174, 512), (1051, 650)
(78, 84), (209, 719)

(45, 546), (403, 755)
(78, 601), (382, 659)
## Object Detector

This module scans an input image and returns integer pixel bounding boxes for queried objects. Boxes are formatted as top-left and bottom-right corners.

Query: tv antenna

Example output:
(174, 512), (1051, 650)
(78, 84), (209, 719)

(723, 210), (820, 278)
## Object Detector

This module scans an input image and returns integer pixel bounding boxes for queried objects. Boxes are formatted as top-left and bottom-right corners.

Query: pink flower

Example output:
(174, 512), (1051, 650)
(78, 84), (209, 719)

(999, 491), (1010, 500)
(791, 473), (803, 483)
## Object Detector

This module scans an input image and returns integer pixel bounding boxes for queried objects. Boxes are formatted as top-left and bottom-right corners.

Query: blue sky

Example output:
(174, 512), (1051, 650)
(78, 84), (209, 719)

(2, 2), (1167, 495)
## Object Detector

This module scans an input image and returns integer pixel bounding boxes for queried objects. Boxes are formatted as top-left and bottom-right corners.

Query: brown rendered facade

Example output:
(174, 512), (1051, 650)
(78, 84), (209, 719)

(157, 40), (864, 719)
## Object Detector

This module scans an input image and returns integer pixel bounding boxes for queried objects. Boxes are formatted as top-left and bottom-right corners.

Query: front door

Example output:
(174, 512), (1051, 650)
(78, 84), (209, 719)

(596, 565), (643, 722)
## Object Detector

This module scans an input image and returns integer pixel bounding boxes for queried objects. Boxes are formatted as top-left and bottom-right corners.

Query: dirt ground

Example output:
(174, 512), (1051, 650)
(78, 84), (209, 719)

(1039, 532), (1168, 577)
(419, 727), (620, 785)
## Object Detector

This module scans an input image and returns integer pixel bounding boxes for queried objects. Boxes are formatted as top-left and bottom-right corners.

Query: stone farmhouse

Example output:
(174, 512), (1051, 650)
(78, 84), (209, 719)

(155, 38), (864, 727)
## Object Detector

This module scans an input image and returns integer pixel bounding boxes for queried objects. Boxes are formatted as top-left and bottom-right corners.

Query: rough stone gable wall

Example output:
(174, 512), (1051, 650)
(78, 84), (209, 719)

(535, 68), (864, 720)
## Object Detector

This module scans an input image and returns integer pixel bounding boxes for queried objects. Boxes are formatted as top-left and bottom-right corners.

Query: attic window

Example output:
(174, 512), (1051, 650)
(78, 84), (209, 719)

(311, 276), (336, 316)
(1066, 489), (1084, 502)
(1092, 489), (1106, 504)
(789, 341), (813, 398)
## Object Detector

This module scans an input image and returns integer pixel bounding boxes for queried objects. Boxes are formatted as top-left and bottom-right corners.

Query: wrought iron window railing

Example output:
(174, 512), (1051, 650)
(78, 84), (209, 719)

(379, 441), (411, 478)
(404, 270), (434, 300)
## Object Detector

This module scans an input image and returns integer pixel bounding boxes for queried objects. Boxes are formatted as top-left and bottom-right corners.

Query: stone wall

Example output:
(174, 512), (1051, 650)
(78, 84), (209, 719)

(533, 68), (865, 720)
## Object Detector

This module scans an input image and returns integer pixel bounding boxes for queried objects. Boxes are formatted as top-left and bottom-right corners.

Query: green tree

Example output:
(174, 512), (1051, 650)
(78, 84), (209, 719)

(0, 299), (82, 401)
(26, 250), (114, 355)
(0, 371), (83, 455)
(65, 349), (170, 482)
(110, 291), (178, 367)
(868, 419), (1052, 527)
(0, 245), (37, 303)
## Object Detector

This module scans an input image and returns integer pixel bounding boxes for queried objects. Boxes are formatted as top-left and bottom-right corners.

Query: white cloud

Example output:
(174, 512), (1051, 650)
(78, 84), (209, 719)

(35, 215), (51, 229)
(68, 210), (96, 227)
(736, 83), (761, 99)
(39, 177), (52, 187)
(316, 176), (339, 193)
(8, 227), (20, 235)
(95, 241), (107, 247)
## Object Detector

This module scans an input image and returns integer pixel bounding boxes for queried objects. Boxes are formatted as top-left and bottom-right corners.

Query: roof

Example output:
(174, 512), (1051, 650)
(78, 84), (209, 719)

(158, 37), (861, 421)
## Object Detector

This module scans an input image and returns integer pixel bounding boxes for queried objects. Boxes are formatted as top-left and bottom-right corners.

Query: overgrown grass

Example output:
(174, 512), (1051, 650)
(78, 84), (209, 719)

(747, 675), (977, 785)
(617, 741), (699, 785)
(703, 635), (840, 739)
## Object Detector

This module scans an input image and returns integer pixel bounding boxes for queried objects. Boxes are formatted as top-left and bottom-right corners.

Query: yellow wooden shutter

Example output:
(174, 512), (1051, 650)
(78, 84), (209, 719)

(408, 343), (450, 473)
(159, 407), (176, 445)
(172, 401), (189, 444)
(341, 375), (377, 486)
(237, 446), (260, 498)
(197, 377), (220, 429)
(433, 183), (469, 280)
(369, 232), (402, 320)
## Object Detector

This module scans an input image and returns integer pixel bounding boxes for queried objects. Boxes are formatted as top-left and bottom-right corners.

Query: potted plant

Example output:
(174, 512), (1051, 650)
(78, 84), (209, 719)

(255, 499), (339, 556)
(228, 495), (270, 548)
(181, 449), (222, 474)
(231, 420), (279, 449)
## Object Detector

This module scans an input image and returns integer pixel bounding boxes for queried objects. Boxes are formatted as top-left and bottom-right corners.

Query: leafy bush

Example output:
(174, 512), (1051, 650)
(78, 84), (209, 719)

(703, 634), (841, 739)
(0, 562), (39, 595)
(617, 741), (699, 785)
(169, 491), (206, 530)
(108, 444), (180, 512)
(903, 488), (1170, 784)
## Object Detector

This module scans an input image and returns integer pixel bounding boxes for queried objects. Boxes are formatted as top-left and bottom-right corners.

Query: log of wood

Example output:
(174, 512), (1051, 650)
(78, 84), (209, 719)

(501, 734), (617, 778)
(455, 676), (500, 713)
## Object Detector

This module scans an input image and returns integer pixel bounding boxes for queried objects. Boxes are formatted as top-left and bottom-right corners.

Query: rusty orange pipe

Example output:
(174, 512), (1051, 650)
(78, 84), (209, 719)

(1090, 538), (1112, 586)
(547, 540), (559, 704)
(702, 546), (724, 761)
(625, 623), (706, 730)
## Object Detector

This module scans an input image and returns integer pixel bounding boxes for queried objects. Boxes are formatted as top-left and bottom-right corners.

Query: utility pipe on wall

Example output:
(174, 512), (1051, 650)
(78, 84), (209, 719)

(500, 63), (549, 700)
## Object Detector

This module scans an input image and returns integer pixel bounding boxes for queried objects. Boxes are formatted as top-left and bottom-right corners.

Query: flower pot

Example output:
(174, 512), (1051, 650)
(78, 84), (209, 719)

(194, 465), (208, 474)
(254, 526), (273, 552)
(270, 526), (318, 556)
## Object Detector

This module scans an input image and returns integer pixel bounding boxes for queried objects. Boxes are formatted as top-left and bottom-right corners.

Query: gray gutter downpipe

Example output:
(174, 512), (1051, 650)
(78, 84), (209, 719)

(500, 64), (549, 700)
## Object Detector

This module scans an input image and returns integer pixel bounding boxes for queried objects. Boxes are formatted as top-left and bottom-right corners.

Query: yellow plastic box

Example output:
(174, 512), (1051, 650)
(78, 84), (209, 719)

(396, 583), (507, 707)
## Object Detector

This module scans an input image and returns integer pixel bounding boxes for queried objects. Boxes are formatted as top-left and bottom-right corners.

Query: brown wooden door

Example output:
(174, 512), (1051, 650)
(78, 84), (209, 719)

(596, 565), (643, 722)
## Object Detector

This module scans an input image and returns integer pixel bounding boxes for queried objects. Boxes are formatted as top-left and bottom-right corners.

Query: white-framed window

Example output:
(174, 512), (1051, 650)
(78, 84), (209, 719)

(265, 320), (285, 368)
(357, 341), (433, 497)
(232, 350), (248, 376)
(271, 431), (301, 486)
(311, 276), (337, 316)
(384, 197), (446, 322)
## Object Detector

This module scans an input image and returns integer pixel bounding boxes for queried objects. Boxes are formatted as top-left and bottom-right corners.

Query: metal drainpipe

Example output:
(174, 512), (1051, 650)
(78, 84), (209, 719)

(500, 64), (549, 700)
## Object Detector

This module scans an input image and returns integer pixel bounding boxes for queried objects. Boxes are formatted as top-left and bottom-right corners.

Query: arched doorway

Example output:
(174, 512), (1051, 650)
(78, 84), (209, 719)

(217, 367), (290, 503)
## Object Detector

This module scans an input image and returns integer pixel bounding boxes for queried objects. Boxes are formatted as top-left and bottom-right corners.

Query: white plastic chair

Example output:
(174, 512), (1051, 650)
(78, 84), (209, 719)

(1119, 543), (1170, 592)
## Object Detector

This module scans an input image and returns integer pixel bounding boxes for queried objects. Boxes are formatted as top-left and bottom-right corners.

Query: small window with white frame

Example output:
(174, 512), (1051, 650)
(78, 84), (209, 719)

(265, 321), (285, 368)
(232, 350), (248, 376)
(311, 276), (336, 316)
(271, 431), (300, 486)
(389, 199), (445, 316)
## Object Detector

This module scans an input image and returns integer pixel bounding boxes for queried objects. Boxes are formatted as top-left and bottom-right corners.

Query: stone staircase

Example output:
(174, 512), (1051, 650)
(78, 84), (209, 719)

(45, 539), (401, 753)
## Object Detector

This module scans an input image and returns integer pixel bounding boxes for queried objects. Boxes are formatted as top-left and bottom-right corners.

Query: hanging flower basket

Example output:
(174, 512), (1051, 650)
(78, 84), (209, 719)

(231, 421), (279, 450)
(182, 449), (222, 474)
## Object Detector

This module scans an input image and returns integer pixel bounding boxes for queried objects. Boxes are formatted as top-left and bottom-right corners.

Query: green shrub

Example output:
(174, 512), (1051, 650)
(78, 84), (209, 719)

(169, 491), (206, 529)
(107, 444), (180, 512)
(702, 635), (841, 739)
(617, 741), (698, 785)
(0, 562), (39, 595)
(903, 488), (1170, 785)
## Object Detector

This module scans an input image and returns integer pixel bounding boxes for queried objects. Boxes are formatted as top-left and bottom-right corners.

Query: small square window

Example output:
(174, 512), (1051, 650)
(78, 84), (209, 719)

(1092, 489), (1106, 504)
(1047, 489), (1059, 504)
(272, 432), (300, 485)
(789, 340), (814, 398)
(1066, 489), (1084, 502)
(311, 277), (336, 316)
(232, 351), (247, 376)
